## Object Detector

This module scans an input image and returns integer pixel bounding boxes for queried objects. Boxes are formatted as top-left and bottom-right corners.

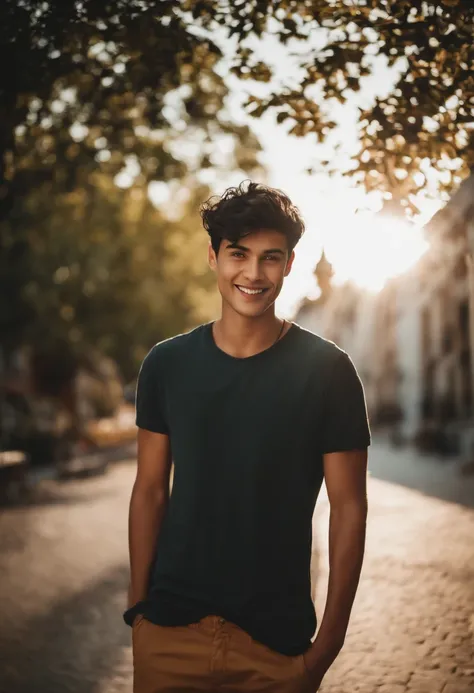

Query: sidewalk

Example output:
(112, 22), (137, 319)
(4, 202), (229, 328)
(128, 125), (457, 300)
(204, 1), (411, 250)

(23, 405), (137, 491)
(365, 434), (474, 508)
(25, 442), (136, 485)
(311, 439), (474, 693)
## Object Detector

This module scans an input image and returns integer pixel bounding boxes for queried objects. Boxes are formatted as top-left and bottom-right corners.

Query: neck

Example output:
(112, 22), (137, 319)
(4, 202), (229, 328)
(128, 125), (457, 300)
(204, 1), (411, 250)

(213, 307), (286, 359)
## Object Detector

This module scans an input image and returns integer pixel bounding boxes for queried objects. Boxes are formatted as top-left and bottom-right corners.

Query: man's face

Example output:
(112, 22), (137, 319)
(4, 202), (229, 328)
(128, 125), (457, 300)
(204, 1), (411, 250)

(208, 228), (295, 318)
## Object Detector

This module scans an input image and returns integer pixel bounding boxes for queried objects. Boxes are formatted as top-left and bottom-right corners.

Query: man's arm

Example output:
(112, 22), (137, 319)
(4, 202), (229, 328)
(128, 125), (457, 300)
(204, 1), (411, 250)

(127, 427), (172, 609)
(304, 448), (368, 686)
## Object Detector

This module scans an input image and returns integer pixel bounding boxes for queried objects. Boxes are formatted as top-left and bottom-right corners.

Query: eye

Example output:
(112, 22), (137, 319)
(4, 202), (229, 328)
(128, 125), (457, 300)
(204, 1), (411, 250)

(231, 251), (245, 258)
(263, 255), (279, 261)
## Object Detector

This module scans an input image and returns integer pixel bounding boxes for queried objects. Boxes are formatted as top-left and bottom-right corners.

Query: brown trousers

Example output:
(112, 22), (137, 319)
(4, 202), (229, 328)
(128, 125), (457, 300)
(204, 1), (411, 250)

(132, 614), (313, 693)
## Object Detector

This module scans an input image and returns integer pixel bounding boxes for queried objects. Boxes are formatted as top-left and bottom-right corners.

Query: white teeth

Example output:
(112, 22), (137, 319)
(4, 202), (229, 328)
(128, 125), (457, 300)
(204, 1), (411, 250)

(237, 286), (265, 295)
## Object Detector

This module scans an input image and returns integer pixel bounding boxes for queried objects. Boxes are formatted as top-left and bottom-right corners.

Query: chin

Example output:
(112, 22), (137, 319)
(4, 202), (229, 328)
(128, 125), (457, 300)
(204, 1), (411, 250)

(234, 303), (272, 318)
(221, 286), (276, 317)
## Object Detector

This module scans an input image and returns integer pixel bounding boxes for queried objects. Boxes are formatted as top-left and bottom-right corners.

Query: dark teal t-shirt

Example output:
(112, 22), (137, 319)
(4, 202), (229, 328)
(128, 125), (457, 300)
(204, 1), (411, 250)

(125, 322), (371, 655)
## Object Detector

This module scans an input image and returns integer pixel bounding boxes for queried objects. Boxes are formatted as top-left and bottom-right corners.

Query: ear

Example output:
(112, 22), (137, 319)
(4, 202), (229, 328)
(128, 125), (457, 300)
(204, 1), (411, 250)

(208, 242), (218, 271)
(284, 250), (295, 277)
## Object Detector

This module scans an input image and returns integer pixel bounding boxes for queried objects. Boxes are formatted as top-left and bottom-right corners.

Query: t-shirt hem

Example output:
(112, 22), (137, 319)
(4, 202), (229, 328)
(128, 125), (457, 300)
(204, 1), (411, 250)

(136, 421), (169, 435)
(321, 439), (371, 454)
(125, 600), (312, 656)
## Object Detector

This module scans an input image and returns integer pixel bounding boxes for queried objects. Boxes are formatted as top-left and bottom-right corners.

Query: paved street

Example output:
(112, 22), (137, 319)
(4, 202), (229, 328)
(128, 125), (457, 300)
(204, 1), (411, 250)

(0, 440), (473, 693)
(314, 439), (474, 693)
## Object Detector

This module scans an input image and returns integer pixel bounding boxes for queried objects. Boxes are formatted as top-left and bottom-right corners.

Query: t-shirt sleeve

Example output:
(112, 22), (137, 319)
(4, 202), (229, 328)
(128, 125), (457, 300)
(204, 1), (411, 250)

(321, 350), (371, 454)
(135, 347), (169, 434)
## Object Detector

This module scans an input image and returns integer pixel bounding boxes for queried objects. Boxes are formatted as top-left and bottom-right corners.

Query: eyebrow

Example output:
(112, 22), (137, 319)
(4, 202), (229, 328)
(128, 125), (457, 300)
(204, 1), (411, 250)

(226, 243), (285, 255)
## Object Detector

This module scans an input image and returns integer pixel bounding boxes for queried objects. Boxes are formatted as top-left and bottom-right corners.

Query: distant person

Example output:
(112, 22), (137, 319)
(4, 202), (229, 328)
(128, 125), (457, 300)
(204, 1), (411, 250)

(125, 181), (370, 692)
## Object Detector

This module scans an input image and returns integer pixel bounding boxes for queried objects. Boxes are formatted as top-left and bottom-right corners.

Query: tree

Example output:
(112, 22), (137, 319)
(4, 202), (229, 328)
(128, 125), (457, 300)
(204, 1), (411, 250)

(221, 0), (474, 214)
(0, 146), (258, 379)
(0, 0), (263, 373)
(0, 0), (259, 217)
(3, 0), (471, 218)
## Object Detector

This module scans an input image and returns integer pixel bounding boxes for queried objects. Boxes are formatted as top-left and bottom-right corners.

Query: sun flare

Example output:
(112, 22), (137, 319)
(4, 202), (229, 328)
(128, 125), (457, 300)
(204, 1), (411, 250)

(324, 213), (429, 292)
(278, 199), (432, 319)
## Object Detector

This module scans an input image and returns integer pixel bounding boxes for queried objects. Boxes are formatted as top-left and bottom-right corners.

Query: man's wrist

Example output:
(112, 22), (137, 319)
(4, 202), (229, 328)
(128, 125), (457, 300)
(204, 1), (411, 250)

(307, 631), (344, 667)
(128, 581), (147, 609)
(314, 618), (347, 650)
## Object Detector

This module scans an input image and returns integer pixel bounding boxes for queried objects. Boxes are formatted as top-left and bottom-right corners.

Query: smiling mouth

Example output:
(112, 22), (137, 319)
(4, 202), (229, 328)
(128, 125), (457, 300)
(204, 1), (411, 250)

(235, 285), (269, 296)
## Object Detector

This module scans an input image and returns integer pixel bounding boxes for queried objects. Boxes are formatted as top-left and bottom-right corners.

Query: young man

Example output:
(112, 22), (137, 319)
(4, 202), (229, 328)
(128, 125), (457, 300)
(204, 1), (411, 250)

(125, 181), (370, 693)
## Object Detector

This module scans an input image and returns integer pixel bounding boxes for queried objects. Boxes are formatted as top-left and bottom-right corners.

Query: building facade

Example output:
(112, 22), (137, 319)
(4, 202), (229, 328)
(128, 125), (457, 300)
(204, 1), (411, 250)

(406, 175), (474, 455)
(294, 174), (474, 458)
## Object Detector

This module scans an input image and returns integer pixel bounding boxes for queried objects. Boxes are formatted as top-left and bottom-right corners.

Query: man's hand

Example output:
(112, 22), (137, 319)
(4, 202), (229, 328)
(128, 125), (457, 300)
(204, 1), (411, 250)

(132, 613), (144, 628)
(302, 654), (324, 691)
(302, 639), (342, 691)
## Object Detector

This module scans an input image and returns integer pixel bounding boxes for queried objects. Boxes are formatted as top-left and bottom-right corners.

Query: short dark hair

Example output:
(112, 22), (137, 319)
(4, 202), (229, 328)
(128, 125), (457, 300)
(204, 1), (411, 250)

(200, 180), (305, 255)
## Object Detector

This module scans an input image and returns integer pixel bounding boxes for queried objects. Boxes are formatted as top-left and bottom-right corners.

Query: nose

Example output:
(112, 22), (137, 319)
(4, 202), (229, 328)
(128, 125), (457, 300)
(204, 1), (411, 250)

(242, 257), (264, 283)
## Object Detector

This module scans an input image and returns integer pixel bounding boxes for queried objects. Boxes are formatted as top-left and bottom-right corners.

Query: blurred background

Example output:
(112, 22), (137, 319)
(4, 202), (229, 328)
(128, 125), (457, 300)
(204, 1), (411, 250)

(0, 2), (473, 692)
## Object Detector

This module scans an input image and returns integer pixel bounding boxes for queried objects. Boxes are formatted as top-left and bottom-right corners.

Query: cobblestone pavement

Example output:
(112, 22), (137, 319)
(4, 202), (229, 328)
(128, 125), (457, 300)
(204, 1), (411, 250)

(313, 441), (474, 693)
(0, 441), (473, 693)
